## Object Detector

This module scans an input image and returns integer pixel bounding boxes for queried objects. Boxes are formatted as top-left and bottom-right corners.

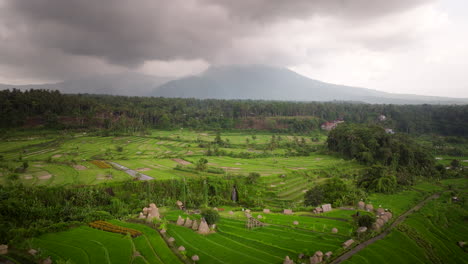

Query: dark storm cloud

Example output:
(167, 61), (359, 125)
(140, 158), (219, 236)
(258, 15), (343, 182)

(203, 0), (433, 21)
(0, 0), (433, 80)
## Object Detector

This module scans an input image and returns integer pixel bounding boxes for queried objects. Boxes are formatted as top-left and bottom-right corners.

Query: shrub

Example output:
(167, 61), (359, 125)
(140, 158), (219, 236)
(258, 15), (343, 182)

(246, 172), (261, 184)
(201, 208), (220, 225)
(356, 215), (375, 228)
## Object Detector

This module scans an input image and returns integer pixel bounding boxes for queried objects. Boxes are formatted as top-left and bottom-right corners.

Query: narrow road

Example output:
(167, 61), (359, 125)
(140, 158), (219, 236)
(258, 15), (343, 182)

(108, 161), (153, 181)
(331, 193), (440, 264)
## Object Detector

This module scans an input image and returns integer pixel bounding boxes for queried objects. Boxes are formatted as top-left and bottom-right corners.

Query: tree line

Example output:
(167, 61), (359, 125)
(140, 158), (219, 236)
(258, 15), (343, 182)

(1, 89), (467, 135)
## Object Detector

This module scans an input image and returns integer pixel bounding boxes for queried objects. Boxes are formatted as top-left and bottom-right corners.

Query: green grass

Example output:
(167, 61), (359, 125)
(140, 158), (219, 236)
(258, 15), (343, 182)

(31, 226), (133, 264)
(366, 189), (425, 216)
(344, 180), (468, 264)
(1, 130), (359, 187)
(344, 230), (428, 264)
(30, 222), (183, 264)
(166, 215), (346, 264)
(109, 220), (183, 264)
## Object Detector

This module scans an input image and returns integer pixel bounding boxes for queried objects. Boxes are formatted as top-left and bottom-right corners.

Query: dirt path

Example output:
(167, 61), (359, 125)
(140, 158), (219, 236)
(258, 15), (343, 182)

(331, 193), (440, 264)
(108, 162), (153, 181)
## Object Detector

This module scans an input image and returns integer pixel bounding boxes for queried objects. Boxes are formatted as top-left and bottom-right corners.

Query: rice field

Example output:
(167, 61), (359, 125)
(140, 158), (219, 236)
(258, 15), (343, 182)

(0, 129), (362, 189)
(344, 178), (468, 264)
(166, 216), (346, 264)
(29, 221), (182, 264)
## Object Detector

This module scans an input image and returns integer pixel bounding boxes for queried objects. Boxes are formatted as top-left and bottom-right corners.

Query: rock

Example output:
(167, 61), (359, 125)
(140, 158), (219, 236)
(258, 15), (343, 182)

(331, 228), (338, 233)
(213, 207), (218, 211)
(283, 256), (294, 264)
(365, 204), (374, 212)
(176, 215), (185, 226)
(325, 251), (333, 259)
(28, 248), (38, 256)
(192, 220), (199, 230)
(342, 239), (354, 248)
(458, 241), (466, 248)
(357, 201), (365, 210)
(42, 256), (52, 264)
(357, 226), (368, 233)
(376, 208), (385, 216)
(159, 229), (166, 234)
(184, 217), (193, 228)
(0, 244), (8, 255)
(315, 207), (323, 213)
(229, 211), (234, 215)
(293, 221), (299, 225)
(321, 204), (332, 212)
(283, 209), (293, 215)
(178, 246), (186, 251)
(198, 218), (210, 234)
(168, 237), (175, 243)
(245, 213), (252, 218)
(245, 209), (251, 213)
(263, 208), (271, 214)
(192, 255), (200, 261)
(257, 215), (263, 219)
(298, 253), (304, 259)
(138, 212), (146, 219)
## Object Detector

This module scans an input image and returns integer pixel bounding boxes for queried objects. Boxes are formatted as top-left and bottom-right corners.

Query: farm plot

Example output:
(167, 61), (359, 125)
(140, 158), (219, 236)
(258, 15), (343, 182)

(30, 222), (182, 264)
(248, 212), (354, 236)
(366, 190), (425, 217)
(344, 190), (468, 264)
(31, 226), (133, 264)
(166, 216), (345, 264)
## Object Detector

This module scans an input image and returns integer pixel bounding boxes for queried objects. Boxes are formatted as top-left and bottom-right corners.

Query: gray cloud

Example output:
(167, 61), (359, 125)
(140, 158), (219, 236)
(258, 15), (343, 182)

(0, 0), (433, 82)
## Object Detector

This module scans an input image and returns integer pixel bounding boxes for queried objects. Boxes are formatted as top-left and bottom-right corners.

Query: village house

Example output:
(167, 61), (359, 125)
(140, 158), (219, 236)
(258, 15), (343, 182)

(321, 119), (344, 131)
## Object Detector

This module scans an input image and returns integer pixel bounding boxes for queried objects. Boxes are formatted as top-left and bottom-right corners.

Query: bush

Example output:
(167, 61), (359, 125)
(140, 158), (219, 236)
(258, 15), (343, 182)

(356, 214), (375, 228)
(201, 208), (220, 225)
(246, 172), (261, 184)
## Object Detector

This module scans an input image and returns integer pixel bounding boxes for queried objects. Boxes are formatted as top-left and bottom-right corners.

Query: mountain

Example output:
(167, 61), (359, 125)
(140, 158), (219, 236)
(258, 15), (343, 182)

(0, 72), (172, 96)
(1, 65), (467, 104)
(153, 65), (468, 104)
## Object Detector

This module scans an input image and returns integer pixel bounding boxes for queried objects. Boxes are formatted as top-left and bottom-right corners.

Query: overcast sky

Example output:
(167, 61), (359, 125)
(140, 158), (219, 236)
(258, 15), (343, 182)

(0, 0), (467, 97)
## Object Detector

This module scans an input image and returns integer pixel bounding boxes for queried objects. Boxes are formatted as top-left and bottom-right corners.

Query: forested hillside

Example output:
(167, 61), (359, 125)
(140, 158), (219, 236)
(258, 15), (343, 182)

(1, 89), (467, 136)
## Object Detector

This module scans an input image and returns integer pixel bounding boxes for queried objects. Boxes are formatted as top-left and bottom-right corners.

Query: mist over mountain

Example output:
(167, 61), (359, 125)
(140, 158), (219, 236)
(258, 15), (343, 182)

(0, 72), (172, 96)
(1, 65), (467, 104)
(153, 65), (468, 104)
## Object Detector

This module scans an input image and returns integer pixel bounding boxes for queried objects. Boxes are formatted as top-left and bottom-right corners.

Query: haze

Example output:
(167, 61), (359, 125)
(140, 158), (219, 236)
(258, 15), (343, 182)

(0, 0), (467, 97)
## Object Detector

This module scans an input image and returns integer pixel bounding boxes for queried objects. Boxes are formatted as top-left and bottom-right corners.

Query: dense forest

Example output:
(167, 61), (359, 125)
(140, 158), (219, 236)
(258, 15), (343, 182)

(1, 89), (467, 136)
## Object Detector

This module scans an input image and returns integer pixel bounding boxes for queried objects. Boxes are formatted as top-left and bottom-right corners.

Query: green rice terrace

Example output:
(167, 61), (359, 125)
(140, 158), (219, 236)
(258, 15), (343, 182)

(0, 127), (467, 264)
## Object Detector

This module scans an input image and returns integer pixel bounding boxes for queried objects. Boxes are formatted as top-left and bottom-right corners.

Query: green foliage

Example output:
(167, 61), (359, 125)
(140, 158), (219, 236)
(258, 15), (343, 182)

(304, 177), (366, 207)
(1, 89), (467, 136)
(358, 165), (397, 193)
(246, 172), (261, 184)
(327, 124), (435, 184)
(201, 208), (220, 225)
(196, 158), (208, 171)
(356, 215), (375, 228)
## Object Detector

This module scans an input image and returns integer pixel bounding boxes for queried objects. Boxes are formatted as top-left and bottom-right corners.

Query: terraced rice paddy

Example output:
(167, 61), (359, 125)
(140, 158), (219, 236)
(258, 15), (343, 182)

(166, 216), (345, 264)
(0, 130), (362, 194)
(30, 221), (182, 264)
(343, 178), (468, 264)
